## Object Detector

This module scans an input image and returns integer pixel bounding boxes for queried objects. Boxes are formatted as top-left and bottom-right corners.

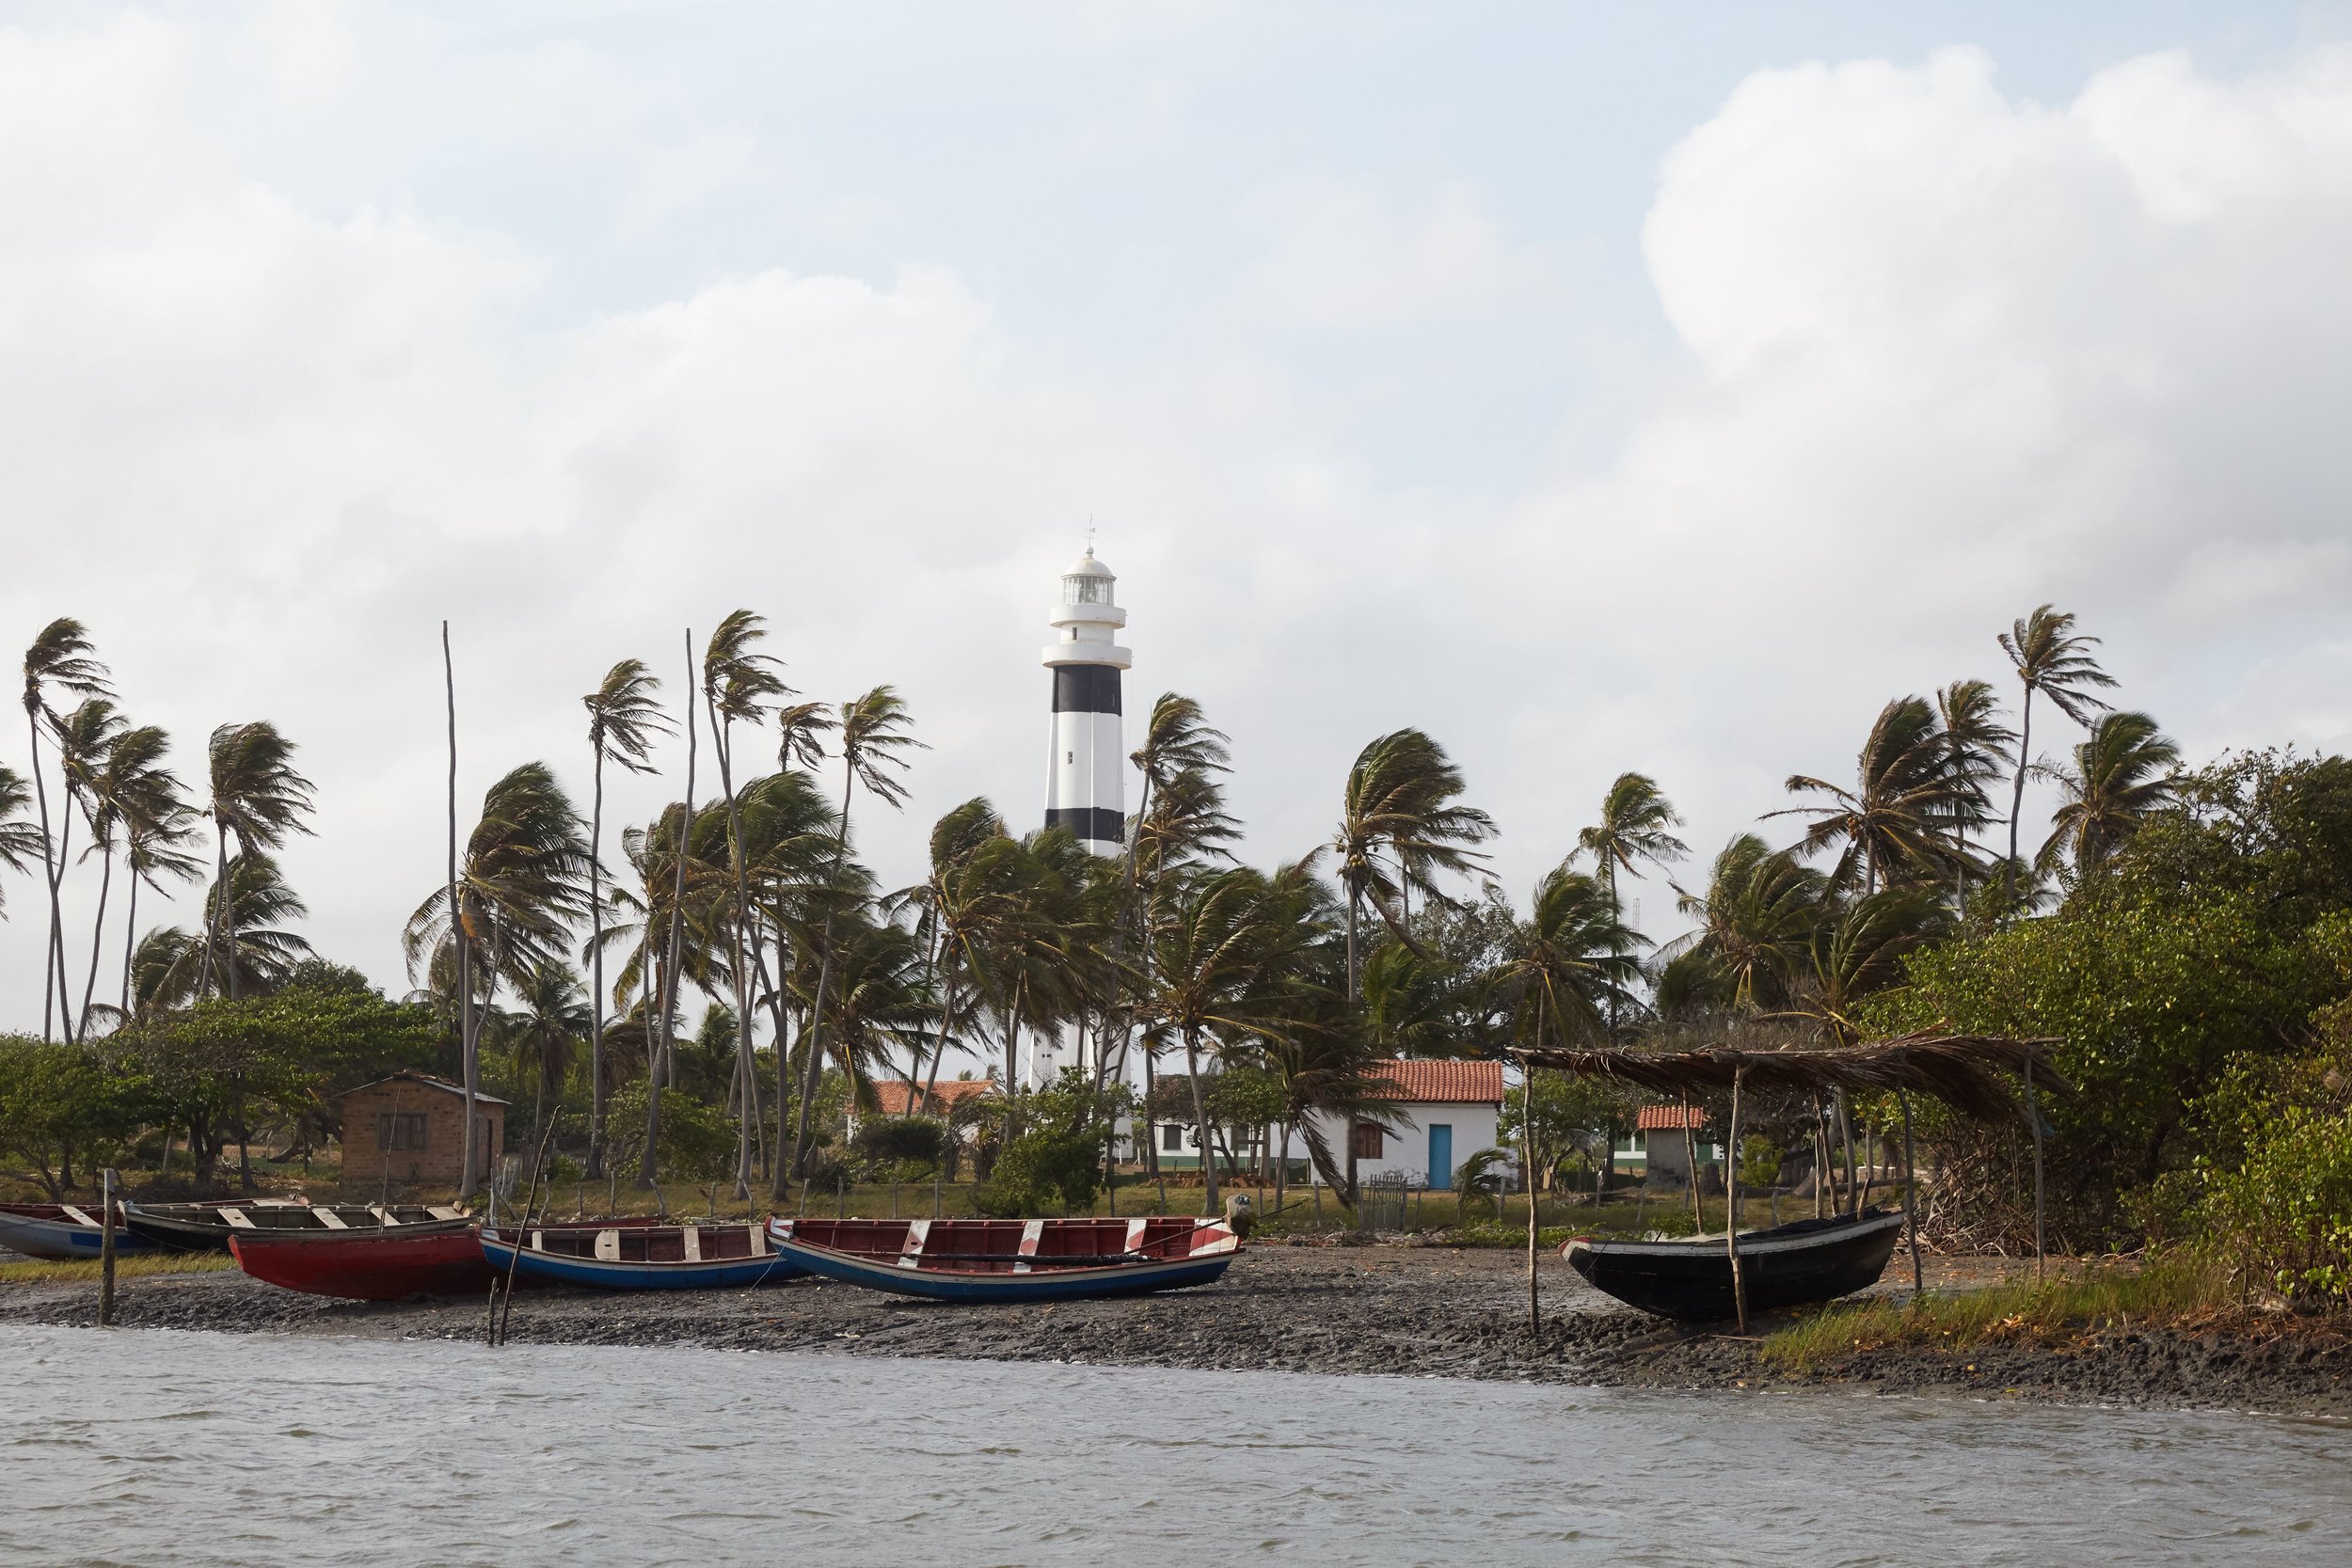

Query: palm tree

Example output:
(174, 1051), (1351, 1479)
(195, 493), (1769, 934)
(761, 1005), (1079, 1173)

(2039, 710), (2181, 876)
(1774, 886), (1950, 1047)
(117, 790), (203, 1015)
(202, 722), (317, 1002)
(1141, 863), (1321, 1212)
(1934, 679), (2015, 909)
(1997, 606), (2118, 910)
(701, 611), (792, 1196)
(21, 619), (111, 1040)
(1576, 772), (1686, 1039)
(0, 765), (45, 918)
(494, 961), (591, 1153)
(404, 761), (589, 1196)
(184, 852), (317, 1000)
(1662, 834), (1828, 1014)
(1330, 728), (1495, 1000)
(788, 686), (925, 1190)
(1110, 695), (1232, 1090)
(1775, 697), (1968, 894)
(908, 799), (1019, 1105)
(581, 657), (670, 1180)
(51, 698), (126, 1041)
(1491, 865), (1648, 1053)
(74, 721), (188, 1029)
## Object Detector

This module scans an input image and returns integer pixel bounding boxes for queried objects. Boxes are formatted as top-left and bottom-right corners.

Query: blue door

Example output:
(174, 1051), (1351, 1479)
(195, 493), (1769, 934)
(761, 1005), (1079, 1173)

(1427, 1124), (1454, 1189)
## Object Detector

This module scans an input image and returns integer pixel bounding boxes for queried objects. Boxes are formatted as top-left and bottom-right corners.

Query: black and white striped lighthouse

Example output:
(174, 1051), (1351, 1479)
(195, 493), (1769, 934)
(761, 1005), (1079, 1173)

(1041, 546), (1130, 857)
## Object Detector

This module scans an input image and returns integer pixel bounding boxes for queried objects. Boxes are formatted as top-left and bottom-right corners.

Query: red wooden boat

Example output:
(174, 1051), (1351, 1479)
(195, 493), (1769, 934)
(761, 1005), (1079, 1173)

(229, 1225), (493, 1301)
(230, 1215), (670, 1301)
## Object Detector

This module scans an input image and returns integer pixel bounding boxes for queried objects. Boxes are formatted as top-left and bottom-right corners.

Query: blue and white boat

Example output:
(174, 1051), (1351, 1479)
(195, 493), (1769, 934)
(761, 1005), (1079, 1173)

(0, 1201), (154, 1261)
(764, 1215), (1244, 1303)
(477, 1220), (803, 1290)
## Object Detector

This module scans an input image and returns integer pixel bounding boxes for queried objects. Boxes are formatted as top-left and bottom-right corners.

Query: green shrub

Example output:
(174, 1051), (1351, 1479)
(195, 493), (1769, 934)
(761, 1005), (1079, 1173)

(980, 1128), (1102, 1216)
(851, 1115), (946, 1179)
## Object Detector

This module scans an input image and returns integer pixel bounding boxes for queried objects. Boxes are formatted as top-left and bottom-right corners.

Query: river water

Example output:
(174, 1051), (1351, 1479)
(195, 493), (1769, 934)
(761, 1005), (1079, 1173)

(3, 1324), (2345, 1566)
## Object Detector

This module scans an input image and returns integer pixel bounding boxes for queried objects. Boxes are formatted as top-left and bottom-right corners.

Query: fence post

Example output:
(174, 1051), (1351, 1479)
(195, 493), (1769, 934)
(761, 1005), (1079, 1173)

(99, 1168), (118, 1328)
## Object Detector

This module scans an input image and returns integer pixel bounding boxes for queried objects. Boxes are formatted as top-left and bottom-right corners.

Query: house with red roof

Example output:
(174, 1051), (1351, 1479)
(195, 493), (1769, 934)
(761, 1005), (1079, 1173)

(1129, 1058), (1507, 1191)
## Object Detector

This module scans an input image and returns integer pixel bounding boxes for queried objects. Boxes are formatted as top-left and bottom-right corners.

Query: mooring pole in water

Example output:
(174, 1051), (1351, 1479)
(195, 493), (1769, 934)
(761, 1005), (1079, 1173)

(1725, 1067), (1747, 1335)
(1899, 1088), (1922, 1302)
(1522, 1067), (1539, 1335)
(2026, 1052), (2046, 1283)
(99, 1168), (117, 1327)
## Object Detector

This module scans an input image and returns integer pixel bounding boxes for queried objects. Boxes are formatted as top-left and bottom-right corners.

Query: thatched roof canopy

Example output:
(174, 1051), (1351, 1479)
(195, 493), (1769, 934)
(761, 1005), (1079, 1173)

(1507, 1030), (2066, 1125)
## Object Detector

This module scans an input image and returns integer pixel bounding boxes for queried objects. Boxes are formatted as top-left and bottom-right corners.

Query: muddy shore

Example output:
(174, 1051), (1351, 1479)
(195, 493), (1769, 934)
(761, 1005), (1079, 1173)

(5, 1243), (2344, 1418)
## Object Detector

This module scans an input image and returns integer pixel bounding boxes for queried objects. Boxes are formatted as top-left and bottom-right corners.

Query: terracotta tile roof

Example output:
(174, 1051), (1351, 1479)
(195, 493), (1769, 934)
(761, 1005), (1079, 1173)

(870, 1078), (998, 1117)
(1636, 1103), (1708, 1131)
(1366, 1058), (1505, 1104)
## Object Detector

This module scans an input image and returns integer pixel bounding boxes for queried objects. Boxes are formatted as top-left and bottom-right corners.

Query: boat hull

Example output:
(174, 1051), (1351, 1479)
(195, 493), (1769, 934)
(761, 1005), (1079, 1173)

(478, 1225), (803, 1291)
(229, 1227), (495, 1301)
(123, 1202), (469, 1253)
(765, 1216), (1241, 1303)
(0, 1204), (153, 1262)
(1563, 1209), (1905, 1322)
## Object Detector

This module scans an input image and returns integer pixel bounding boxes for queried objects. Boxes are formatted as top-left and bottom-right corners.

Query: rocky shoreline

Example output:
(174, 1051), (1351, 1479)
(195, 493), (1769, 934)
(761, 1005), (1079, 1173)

(5, 1244), (2344, 1418)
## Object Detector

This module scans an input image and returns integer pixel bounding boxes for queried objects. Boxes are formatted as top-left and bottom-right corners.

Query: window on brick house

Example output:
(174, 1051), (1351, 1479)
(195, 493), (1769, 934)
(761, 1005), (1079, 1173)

(377, 1113), (428, 1151)
(1350, 1122), (1384, 1159)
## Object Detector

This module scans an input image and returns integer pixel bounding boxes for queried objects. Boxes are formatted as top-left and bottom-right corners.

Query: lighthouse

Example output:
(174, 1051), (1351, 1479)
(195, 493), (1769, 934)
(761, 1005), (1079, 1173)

(1028, 547), (1130, 1088)
(1041, 546), (1130, 856)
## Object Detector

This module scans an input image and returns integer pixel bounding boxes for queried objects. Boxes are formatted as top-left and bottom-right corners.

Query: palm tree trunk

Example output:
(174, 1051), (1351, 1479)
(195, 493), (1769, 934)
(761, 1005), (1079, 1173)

(1141, 1044), (1158, 1178)
(2004, 687), (2034, 913)
(27, 708), (59, 1041)
(78, 841), (113, 1029)
(587, 745), (608, 1180)
(921, 960), (956, 1103)
(1344, 888), (1359, 1003)
(119, 868), (139, 1013)
(708, 704), (759, 1200)
(1182, 1025), (1218, 1212)
(790, 768), (858, 1183)
(642, 628), (696, 1191)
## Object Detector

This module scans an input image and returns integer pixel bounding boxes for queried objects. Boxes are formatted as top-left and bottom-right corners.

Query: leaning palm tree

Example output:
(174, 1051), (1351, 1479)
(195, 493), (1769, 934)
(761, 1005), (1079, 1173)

(1576, 772), (1686, 1039)
(404, 761), (590, 1196)
(700, 611), (791, 1196)
(581, 657), (670, 1180)
(907, 799), (1020, 1105)
(787, 686), (925, 1191)
(117, 778), (204, 1013)
(1662, 833), (1828, 1014)
(1934, 678), (2015, 909)
(51, 698), (126, 1040)
(75, 721), (188, 1029)
(1330, 728), (1495, 999)
(2039, 710), (2181, 876)
(1109, 696), (1234, 1096)
(1491, 865), (1648, 1054)
(1775, 697), (1968, 895)
(21, 619), (111, 1039)
(494, 961), (592, 1154)
(202, 722), (317, 1002)
(1997, 606), (2117, 910)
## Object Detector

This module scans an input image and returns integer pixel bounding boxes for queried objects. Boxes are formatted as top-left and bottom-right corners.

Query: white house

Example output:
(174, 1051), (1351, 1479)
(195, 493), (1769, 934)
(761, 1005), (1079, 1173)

(1131, 1059), (1507, 1192)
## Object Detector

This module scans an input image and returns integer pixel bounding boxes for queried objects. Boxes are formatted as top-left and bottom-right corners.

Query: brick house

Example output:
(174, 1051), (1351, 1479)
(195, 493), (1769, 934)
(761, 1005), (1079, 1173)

(339, 1071), (507, 1192)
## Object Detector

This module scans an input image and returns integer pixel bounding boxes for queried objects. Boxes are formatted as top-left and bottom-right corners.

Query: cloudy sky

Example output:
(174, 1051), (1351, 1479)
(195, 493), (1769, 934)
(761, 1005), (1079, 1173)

(6, 1), (2351, 1036)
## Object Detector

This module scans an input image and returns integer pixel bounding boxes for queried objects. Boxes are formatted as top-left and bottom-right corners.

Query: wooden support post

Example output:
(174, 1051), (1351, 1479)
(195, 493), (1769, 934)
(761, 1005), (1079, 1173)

(1899, 1089), (1922, 1303)
(1725, 1067), (1747, 1335)
(1681, 1101), (1702, 1232)
(1523, 1071), (1540, 1336)
(99, 1168), (117, 1327)
(2026, 1053), (2045, 1284)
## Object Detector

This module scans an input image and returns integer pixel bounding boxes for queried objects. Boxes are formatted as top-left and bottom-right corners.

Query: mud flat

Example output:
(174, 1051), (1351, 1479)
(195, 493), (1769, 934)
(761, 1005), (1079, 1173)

(5, 1243), (2344, 1417)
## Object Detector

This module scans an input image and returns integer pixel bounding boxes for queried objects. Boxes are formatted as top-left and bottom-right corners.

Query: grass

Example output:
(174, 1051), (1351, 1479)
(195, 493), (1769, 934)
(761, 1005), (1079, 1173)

(1760, 1252), (2242, 1371)
(0, 1252), (238, 1285)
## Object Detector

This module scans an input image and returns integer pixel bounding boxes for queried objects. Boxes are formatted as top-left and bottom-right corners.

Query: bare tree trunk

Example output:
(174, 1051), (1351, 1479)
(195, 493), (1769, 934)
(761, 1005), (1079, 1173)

(707, 693), (760, 1201)
(79, 842), (114, 1030)
(641, 628), (695, 1191)
(119, 870), (139, 1014)
(1725, 1066), (1748, 1334)
(447, 623), (479, 1199)
(1900, 1087), (1922, 1300)
(586, 739), (608, 1180)
(2027, 1052), (2046, 1281)
(2003, 687), (2034, 915)
(789, 765), (858, 1183)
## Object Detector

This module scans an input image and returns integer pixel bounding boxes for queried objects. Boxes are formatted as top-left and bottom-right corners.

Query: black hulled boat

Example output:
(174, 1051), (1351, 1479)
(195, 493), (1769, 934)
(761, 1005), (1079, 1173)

(122, 1200), (470, 1253)
(1562, 1207), (1904, 1322)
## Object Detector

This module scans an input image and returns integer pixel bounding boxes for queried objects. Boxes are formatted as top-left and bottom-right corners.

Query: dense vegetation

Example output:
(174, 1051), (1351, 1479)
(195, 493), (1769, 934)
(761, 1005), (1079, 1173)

(3, 606), (2347, 1305)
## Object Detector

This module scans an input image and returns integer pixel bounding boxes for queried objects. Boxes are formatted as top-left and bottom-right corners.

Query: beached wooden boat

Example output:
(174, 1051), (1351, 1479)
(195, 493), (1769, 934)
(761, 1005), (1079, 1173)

(0, 1201), (156, 1261)
(764, 1215), (1245, 1302)
(227, 1225), (494, 1300)
(478, 1220), (801, 1290)
(1561, 1208), (1905, 1322)
(122, 1200), (469, 1253)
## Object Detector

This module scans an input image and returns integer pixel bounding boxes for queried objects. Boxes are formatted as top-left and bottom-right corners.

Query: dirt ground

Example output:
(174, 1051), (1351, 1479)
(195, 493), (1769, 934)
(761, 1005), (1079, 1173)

(4, 1242), (2344, 1418)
